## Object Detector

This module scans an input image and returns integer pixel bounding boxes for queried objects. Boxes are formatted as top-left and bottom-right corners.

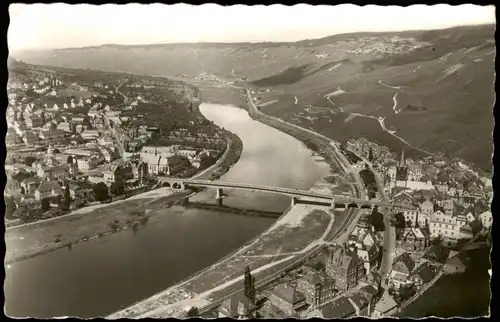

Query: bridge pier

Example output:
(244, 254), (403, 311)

(216, 188), (223, 206)
(291, 197), (298, 207)
(331, 198), (335, 210)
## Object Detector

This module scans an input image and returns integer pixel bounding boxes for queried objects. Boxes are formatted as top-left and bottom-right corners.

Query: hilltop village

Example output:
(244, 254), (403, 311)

(4, 61), (239, 226)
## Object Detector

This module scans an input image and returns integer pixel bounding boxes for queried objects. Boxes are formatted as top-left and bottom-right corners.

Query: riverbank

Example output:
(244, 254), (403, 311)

(245, 89), (357, 191)
(183, 202), (283, 218)
(5, 188), (191, 265)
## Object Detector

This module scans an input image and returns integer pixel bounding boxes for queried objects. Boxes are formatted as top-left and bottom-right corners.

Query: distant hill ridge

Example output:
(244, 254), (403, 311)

(37, 23), (492, 52)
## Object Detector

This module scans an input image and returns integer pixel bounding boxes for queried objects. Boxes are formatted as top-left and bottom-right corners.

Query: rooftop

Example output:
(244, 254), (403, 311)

(270, 283), (305, 305)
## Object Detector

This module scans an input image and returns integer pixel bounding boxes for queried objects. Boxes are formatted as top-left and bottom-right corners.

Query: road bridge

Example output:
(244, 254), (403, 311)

(157, 177), (412, 210)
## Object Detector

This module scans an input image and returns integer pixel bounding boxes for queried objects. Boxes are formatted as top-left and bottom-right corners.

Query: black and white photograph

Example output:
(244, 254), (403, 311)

(5, 3), (495, 319)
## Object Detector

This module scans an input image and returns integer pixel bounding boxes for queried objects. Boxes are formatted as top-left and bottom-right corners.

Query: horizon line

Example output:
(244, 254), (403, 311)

(10, 22), (495, 53)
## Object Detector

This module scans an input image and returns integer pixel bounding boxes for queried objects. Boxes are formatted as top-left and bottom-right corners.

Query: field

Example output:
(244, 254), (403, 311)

(14, 24), (495, 170)
(5, 188), (189, 264)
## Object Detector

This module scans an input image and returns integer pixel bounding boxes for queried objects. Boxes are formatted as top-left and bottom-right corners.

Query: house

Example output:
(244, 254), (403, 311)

(308, 296), (356, 319)
(435, 183), (450, 194)
(326, 245), (365, 292)
(420, 199), (435, 216)
(217, 294), (255, 319)
(355, 228), (376, 250)
(348, 292), (371, 316)
(34, 181), (62, 200)
(24, 131), (39, 145)
(459, 223), (474, 240)
(132, 161), (149, 183)
(81, 130), (100, 141)
(444, 253), (470, 275)
(443, 200), (455, 216)
(359, 284), (380, 311)
(77, 156), (98, 172)
(141, 154), (165, 175)
(269, 283), (307, 315)
(25, 116), (42, 129)
(429, 210), (460, 243)
(372, 293), (398, 317)
(403, 209), (419, 228)
(389, 252), (416, 289)
(407, 163), (423, 181)
(190, 152), (212, 169)
(356, 244), (380, 273)
(346, 139), (357, 153)
(296, 269), (336, 308)
(50, 164), (74, 181)
(103, 161), (134, 184)
(408, 263), (436, 287)
(57, 122), (73, 133)
(21, 177), (41, 194)
(401, 228), (428, 253)
(66, 181), (93, 201)
(39, 129), (65, 141)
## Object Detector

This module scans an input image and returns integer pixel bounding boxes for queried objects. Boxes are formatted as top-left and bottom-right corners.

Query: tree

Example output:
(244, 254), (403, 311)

(5, 196), (17, 219)
(394, 212), (406, 230)
(24, 156), (36, 166)
(63, 183), (71, 209)
(248, 276), (256, 304)
(67, 155), (74, 164)
(186, 306), (199, 317)
(368, 208), (385, 232)
(431, 236), (443, 246)
(93, 182), (109, 201)
(369, 148), (374, 162)
(244, 266), (253, 300)
(110, 180), (125, 196)
(41, 198), (51, 211)
(20, 186), (26, 194)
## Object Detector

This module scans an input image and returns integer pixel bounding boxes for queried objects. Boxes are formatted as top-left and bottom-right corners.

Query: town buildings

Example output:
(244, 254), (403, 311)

(269, 283), (307, 315)
(296, 269), (336, 308)
(34, 181), (62, 200)
(326, 245), (365, 292)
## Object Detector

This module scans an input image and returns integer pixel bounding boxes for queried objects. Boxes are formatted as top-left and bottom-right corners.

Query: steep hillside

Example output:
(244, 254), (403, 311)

(13, 24), (495, 170)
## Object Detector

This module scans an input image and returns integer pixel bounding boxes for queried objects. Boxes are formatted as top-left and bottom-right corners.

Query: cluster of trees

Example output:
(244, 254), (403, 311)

(24, 156), (37, 166)
(368, 207), (385, 232)
(359, 168), (378, 198)
(110, 178), (125, 196)
(93, 182), (110, 201)
(392, 284), (418, 304)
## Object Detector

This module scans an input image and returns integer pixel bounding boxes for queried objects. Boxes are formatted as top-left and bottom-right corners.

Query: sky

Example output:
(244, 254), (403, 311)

(8, 4), (496, 51)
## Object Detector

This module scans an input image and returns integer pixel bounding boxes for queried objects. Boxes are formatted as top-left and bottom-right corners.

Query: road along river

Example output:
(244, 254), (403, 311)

(4, 103), (330, 318)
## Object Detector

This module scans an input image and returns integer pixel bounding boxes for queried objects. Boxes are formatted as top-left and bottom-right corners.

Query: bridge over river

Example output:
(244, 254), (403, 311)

(157, 177), (412, 210)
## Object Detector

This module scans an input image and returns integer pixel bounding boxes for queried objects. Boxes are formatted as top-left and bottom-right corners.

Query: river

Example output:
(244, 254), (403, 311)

(4, 103), (330, 318)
